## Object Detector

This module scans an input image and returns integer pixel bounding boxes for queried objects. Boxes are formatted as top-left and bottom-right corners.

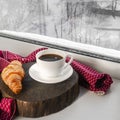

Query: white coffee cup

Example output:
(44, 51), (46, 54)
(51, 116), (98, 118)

(36, 49), (73, 78)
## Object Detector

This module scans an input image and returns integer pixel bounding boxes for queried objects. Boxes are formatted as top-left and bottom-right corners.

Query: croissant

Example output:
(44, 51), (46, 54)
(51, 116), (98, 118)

(1, 60), (25, 94)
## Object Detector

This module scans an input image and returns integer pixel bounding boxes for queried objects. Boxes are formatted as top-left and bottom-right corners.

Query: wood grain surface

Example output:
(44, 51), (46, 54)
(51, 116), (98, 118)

(0, 62), (80, 118)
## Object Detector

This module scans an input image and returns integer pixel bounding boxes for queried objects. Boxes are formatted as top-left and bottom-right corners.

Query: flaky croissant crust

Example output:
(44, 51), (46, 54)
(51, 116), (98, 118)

(1, 60), (25, 94)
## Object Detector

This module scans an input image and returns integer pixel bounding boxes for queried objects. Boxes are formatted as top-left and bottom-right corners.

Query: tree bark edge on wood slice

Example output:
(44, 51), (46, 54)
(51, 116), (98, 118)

(0, 62), (80, 118)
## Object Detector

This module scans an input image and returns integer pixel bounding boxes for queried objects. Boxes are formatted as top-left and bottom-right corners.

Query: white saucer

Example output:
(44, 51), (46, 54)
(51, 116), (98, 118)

(29, 63), (73, 84)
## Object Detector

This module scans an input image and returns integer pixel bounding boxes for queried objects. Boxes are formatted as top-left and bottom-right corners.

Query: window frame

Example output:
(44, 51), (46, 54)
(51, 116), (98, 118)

(0, 32), (120, 63)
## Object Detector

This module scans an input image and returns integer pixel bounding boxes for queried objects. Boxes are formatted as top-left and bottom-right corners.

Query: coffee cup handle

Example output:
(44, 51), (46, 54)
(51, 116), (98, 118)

(63, 55), (73, 70)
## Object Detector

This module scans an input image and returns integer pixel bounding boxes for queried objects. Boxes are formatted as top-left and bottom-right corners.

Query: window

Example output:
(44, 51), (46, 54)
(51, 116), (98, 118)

(0, 0), (120, 63)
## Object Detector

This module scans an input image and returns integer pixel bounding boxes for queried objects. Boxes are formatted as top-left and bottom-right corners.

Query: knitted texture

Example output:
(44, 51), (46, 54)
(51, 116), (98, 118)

(0, 98), (16, 120)
(1, 48), (47, 63)
(66, 58), (113, 93)
(0, 57), (9, 72)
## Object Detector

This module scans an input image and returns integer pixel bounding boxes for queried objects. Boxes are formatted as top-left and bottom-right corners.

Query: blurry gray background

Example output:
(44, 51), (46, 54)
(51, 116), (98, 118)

(0, 0), (120, 50)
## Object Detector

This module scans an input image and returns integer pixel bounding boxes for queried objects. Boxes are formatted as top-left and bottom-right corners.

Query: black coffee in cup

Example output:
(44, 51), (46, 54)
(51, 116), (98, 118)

(39, 54), (63, 61)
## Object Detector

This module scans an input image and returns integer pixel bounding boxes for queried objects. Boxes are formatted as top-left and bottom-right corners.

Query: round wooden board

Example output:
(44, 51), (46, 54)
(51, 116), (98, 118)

(0, 62), (80, 118)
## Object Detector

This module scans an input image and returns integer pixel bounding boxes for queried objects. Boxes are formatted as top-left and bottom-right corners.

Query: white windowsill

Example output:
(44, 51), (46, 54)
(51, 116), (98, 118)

(0, 33), (119, 120)
(16, 78), (120, 120)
